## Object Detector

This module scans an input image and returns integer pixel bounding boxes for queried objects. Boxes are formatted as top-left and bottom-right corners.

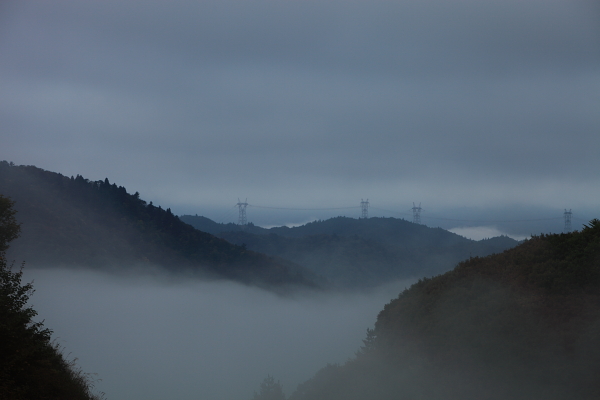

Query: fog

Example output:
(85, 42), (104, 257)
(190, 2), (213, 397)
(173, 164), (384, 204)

(448, 226), (528, 241)
(22, 267), (415, 400)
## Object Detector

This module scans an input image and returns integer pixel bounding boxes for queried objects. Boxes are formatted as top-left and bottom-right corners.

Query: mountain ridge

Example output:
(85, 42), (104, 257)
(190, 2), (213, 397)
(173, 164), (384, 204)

(181, 214), (519, 288)
(0, 161), (319, 290)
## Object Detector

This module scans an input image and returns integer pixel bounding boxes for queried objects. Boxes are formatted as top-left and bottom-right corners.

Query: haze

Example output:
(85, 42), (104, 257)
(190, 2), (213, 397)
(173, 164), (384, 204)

(23, 267), (414, 400)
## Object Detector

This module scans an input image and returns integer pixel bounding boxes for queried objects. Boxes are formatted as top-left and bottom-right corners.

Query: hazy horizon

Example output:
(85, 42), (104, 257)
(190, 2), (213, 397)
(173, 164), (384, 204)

(176, 202), (592, 241)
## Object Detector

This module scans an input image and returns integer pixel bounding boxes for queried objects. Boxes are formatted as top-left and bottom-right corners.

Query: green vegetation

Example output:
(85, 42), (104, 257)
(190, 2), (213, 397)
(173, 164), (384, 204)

(0, 161), (318, 289)
(0, 195), (102, 399)
(182, 215), (518, 288)
(288, 223), (600, 399)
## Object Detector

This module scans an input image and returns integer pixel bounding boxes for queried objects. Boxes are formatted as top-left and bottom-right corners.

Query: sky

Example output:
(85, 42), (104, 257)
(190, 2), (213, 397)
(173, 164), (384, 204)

(1, 0), (600, 236)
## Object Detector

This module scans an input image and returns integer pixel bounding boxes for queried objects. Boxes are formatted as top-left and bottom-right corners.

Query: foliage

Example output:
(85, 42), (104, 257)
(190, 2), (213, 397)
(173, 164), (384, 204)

(251, 375), (286, 400)
(0, 195), (102, 399)
(0, 195), (20, 253)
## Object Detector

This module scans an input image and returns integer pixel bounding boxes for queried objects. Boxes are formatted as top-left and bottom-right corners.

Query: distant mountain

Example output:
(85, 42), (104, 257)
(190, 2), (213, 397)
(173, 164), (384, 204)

(180, 215), (518, 288)
(288, 221), (600, 400)
(0, 161), (319, 289)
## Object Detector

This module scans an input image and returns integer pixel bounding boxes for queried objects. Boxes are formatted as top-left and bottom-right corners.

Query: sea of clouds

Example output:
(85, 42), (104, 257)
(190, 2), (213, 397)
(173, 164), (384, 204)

(23, 267), (415, 400)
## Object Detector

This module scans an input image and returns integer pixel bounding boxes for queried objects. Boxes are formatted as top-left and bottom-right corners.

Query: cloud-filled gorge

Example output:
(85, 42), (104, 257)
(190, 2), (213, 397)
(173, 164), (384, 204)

(23, 267), (415, 400)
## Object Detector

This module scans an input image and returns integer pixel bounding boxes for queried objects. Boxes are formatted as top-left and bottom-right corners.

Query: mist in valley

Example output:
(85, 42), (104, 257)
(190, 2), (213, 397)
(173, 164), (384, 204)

(22, 266), (416, 400)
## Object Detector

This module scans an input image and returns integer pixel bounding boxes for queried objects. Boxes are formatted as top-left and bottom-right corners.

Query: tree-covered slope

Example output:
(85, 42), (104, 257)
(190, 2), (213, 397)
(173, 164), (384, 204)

(182, 215), (518, 288)
(289, 221), (600, 400)
(0, 162), (317, 289)
(0, 195), (101, 400)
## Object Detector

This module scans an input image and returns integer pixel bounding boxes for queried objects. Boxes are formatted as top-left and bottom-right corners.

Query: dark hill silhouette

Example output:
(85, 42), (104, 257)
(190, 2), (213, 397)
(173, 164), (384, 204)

(0, 161), (318, 289)
(0, 195), (101, 399)
(180, 215), (518, 288)
(288, 221), (600, 400)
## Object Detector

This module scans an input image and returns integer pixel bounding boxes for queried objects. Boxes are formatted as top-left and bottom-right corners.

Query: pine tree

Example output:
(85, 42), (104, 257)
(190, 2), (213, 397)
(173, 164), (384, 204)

(252, 375), (286, 400)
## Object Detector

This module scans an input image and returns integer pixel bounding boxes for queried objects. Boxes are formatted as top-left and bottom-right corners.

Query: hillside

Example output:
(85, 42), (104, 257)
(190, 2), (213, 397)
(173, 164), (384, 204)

(0, 195), (101, 399)
(0, 162), (318, 289)
(288, 221), (600, 399)
(181, 215), (518, 288)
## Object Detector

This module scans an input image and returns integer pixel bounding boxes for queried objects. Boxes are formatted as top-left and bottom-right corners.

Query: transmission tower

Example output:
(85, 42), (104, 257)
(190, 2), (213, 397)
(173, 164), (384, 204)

(412, 202), (422, 225)
(564, 209), (572, 233)
(360, 199), (369, 219)
(236, 198), (248, 226)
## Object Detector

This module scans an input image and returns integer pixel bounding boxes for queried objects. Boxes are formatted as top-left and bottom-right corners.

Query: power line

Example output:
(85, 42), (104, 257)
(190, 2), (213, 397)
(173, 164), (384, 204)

(369, 206), (412, 216)
(225, 200), (582, 227)
(572, 217), (589, 221)
(420, 215), (563, 224)
(248, 204), (360, 211)
(345, 205), (565, 224)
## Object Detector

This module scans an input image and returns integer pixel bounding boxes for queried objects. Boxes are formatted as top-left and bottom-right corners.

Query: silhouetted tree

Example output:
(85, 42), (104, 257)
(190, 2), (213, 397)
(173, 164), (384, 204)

(252, 375), (286, 400)
(357, 327), (377, 356)
(0, 195), (20, 253)
(0, 195), (101, 399)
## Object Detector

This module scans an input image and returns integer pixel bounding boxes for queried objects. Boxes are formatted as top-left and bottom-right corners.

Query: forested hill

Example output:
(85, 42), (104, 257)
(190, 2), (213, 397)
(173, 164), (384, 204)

(1, 195), (101, 399)
(181, 215), (518, 288)
(289, 221), (600, 400)
(0, 162), (318, 289)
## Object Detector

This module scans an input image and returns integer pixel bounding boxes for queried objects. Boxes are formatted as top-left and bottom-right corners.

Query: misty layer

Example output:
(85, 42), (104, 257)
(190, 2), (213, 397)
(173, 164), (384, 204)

(22, 267), (414, 400)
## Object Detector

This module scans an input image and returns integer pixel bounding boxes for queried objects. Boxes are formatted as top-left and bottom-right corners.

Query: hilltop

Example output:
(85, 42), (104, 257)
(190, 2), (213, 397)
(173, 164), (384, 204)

(181, 215), (518, 288)
(288, 221), (600, 400)
(0, 162), (318, 290)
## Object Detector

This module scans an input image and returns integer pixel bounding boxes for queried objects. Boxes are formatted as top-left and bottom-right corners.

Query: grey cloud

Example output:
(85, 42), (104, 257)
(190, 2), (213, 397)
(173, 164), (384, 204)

(4, 1), (599, 79)
(1, 0), (599, 223)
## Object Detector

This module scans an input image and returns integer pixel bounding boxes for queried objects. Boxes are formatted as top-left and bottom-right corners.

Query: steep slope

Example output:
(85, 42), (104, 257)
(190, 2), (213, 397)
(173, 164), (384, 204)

(289, 221), (600, 400)
(181, 215), (518, 288)
(0, 162), (318, 289)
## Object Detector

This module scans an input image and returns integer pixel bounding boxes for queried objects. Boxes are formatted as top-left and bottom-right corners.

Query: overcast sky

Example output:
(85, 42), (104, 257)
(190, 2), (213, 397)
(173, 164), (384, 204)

(1, 0), (599, 232)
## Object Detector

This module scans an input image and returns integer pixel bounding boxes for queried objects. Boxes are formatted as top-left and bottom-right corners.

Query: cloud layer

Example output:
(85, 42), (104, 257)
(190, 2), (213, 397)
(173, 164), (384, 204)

(24, 267), (413, 400)
(1, 0), (599, 222)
